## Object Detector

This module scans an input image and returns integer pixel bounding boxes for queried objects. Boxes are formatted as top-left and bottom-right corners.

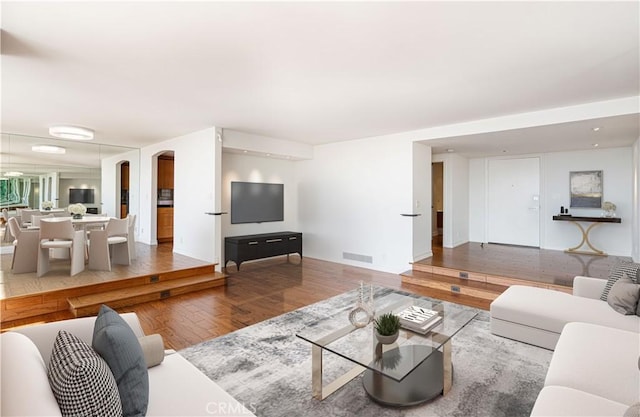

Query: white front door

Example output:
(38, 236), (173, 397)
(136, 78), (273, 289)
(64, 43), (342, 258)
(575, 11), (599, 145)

(487, 157), (540, 247)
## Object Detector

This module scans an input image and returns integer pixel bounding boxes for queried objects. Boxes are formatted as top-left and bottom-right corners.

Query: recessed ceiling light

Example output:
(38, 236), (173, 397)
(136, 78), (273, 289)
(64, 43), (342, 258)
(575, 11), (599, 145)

(593, 143), (599, 147)
(32, 144), (66, 154)
(592, 127), (601, 132)
(4, 171), (23, 177)
(266, 153), (271, 157)
(446, 149), (454, 153)
(49, 125), (94, 140)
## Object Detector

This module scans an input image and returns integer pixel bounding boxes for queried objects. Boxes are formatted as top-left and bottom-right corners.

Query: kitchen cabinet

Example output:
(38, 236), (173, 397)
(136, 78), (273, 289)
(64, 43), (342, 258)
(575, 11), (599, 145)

(121, 163), (129, 188)
(157, 207), (174, 242)
(158, 158), (174, 189)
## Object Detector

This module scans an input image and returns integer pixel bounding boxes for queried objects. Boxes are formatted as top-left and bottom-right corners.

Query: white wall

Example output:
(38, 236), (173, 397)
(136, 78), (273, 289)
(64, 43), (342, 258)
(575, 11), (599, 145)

(139, 127), (220, 263)
(632, 138), (639, 262)
(296, 134), (415, 274)
(223, 129), (313, 160)
(469, 147), (633, 256)
(221, 152), (299, 238)
(468, 158), (486, 242)
(412, 142), (432, 261)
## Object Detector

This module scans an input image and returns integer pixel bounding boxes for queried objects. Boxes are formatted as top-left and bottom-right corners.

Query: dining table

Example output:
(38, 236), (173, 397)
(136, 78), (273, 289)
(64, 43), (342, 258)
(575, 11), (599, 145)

(35, 216), (112, 229)
(37, 216), (113, 259)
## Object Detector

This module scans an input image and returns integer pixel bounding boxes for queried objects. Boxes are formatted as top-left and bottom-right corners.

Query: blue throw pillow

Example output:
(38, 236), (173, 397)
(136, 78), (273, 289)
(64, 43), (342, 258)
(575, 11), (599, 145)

(93, 305), (149, 417)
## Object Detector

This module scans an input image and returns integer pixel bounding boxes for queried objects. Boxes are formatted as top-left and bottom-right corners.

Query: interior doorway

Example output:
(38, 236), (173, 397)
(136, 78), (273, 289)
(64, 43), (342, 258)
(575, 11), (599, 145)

(432, 162), (444, 248)
(120, 162), (129, 219)
(156, 152), (174, 246)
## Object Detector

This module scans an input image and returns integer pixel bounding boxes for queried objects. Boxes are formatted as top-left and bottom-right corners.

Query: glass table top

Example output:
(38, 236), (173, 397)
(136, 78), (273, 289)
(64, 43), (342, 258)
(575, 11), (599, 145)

(296, 289), (478, 382)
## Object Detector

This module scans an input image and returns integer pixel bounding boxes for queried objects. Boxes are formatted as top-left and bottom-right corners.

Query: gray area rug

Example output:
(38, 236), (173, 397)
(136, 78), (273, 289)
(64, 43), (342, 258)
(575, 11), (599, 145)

(180, 287), (552, 417)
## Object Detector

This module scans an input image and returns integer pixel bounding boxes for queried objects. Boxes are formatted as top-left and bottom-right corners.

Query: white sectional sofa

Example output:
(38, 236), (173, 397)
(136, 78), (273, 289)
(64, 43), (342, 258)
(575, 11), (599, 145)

(530, 322), (640, 416)
(1, 313), (256, 417)
(490, 276), (640, 350)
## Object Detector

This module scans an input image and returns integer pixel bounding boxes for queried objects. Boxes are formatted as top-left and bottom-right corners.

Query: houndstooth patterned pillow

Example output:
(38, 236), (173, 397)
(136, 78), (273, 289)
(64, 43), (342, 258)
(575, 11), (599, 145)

(601, 260), (640, 301)
(47, 330), (122, 417)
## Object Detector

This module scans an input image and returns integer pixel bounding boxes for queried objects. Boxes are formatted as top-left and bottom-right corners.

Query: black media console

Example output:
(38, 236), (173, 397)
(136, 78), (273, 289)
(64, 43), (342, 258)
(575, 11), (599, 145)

(224, 231), (303, 271)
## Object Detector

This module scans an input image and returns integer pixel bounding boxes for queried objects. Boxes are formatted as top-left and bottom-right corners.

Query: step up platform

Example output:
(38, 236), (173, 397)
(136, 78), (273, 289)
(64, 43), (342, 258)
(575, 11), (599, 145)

(68, 272), (226, 317)
(1, 264), (223, 324)
(402, 263), (572, 305)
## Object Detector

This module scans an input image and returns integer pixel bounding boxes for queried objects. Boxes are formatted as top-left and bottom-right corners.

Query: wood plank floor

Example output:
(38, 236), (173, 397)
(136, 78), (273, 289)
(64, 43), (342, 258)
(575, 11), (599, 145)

(2, 241), (622, 351)
(422, 241), (623, 286)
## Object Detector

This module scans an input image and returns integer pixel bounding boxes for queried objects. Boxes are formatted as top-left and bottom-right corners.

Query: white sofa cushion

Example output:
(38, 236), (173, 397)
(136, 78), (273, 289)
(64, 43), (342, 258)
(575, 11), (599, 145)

(545, 322), (640, 406)
(147, 353), (256, 416)
(0, 332), (62, 416)
(491, 285), (640, 334)
(12, 312), (144, 365)
(531, 386), (629, 416)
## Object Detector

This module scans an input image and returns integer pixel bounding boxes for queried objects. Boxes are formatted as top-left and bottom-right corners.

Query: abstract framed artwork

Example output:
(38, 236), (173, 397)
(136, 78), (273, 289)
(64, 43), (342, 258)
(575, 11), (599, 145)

(570, 170), (603, 208)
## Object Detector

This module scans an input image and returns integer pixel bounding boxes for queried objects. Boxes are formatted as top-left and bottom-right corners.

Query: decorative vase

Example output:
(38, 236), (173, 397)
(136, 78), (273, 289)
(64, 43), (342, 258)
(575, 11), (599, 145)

(72, 214), (82, 219)
(348, 282), (374, 328)
(375, 330), (399, 345)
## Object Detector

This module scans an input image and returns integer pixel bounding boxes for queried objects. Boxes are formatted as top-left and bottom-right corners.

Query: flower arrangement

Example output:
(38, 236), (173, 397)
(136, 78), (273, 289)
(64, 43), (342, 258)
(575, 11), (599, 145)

(602, 201), (616, 217)
(68, 203), (87, 217)
(41, 201), (53, 210)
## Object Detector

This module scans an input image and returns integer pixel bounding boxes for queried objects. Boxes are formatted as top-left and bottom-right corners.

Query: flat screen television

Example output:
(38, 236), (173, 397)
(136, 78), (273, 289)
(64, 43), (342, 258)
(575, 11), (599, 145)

(231, 182), (284, 224)
(69, 188), (95, 204)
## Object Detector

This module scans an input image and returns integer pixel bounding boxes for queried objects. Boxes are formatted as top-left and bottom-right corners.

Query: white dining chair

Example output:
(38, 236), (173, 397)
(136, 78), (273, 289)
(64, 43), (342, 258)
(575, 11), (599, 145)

(20, 209), (41, 227)
(7, 217), (39, 273)
(37, 219), (85, 277)
(30, 213), (55, 228)
(88, 217), (130, 271)
(2, 209), (12, 242)
(127, 213), (137, 260)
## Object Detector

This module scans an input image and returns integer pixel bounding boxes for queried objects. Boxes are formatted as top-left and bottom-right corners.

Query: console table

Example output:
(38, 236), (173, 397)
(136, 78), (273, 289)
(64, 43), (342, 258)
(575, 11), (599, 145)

(552, 215), (621, 256)
(224, 231), (302, 271)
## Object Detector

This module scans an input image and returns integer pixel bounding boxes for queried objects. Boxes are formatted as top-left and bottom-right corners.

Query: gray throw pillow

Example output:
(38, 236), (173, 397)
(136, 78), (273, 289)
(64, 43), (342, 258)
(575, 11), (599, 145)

(93, 305), (149, 417)
(601, 260), (640, 301)
(47, 330), (122, 416)
(607, 273), (640, 315)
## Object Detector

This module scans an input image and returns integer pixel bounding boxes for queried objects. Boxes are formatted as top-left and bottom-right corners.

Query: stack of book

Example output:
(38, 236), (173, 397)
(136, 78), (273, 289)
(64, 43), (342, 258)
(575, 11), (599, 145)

(397, 305), (443, 334)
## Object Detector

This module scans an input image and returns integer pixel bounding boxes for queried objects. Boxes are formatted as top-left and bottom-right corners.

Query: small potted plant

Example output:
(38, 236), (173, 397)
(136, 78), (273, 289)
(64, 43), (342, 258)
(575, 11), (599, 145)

(374, 312), (401, 344)
(41, 201), (53, 210)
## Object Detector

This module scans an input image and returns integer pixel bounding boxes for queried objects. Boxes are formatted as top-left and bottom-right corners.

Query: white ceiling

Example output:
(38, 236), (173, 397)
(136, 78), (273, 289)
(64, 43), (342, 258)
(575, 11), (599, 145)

(2, 1), (639, 157)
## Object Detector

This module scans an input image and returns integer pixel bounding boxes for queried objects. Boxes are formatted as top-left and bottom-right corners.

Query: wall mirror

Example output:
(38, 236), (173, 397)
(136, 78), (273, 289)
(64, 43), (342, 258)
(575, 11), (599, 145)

(1, 133), (139, 217)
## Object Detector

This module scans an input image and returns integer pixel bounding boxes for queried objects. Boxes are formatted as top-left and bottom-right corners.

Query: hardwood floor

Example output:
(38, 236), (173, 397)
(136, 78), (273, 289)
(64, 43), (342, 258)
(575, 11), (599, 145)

(119, 256), (431, 350)
(2, 241), (621, 351)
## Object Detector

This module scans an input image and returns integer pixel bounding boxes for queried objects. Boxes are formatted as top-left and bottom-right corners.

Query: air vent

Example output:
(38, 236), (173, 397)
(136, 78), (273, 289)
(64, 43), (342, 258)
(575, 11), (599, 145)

(451, 285), (461, 293)
(150, 275), (159, 283)
(160, 290), (170, 299)
(459, 272), (468, 279)
(343, 252), (373, 264)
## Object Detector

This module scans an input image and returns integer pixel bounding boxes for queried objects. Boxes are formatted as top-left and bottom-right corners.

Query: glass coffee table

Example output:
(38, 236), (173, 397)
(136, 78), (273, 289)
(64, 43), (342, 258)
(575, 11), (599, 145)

(296, 289), (478, 406)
